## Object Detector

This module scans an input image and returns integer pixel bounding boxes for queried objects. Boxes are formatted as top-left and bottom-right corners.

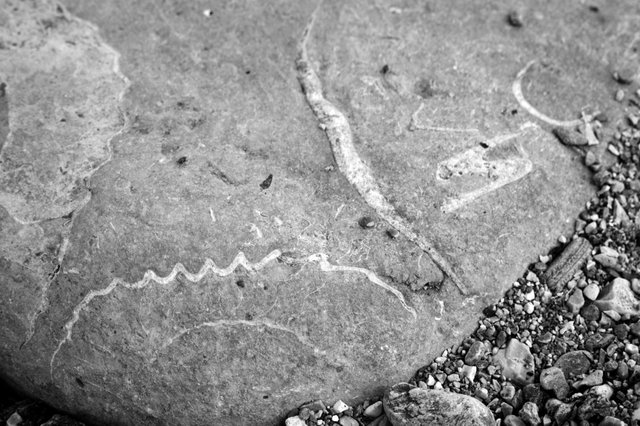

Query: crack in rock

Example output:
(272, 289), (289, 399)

(295, 5), (468, 295)
(512, 60), (583, 128)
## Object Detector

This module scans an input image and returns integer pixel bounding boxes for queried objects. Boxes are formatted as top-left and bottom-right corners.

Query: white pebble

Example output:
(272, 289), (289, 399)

(427, 375), (436, 386)
(524, 302), (535, 314)
(285, 416), (306, 426)
(626, 343), (639, 355)
(582, 283), (600, 301)
(331, 400), (349, 414)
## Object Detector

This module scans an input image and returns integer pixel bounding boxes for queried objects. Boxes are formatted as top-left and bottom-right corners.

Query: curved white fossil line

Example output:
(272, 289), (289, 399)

(308, 253), (417, 319)
(512, 60), (583, 128)
(49, 250), (282, 378)
(49, 248), (420, 378)
(296, 8), (468, 295)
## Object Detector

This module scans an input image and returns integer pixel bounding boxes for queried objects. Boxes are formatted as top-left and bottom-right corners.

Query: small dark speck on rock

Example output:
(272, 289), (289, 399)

(507, 10), (523, 27)
(236, 279), (245, 288)
(381, 64), (390, 74)
(358, 216), (376, 229)
(260, 173), (273, 189)
(176, 156), (187, 167)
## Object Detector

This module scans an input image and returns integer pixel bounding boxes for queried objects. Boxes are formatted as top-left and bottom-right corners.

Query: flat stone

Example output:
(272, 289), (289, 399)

(0, 0), (609, 424)
(539, 367), (569, 399)
(493, 339), (535, 386)
(595, 278), (640, 317)
(566, 288), (585, 314)
(573, 370), (604, 389)
(554, 351), (593, 378)
(465, 341), (489, 366)
(383, 383), (495, 426)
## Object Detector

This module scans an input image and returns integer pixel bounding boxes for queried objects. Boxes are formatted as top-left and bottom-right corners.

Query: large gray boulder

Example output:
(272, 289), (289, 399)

(3, 0), (635, 424)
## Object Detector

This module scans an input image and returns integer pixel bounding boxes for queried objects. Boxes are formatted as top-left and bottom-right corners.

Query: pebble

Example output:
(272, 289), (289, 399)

(364, 401), (383, 418)
(386, 229), (400, 239)
(539, 367), (569, 399)
(285, 416), (306, 426)
(524, 302), (535, 314)
(504, 414), (526, 426)
(580, 303), (601, 322)
(626, 343), (639, 355)
(501, 384), (516, 401)
(465, 341), (487, 366)
(507, 10), (523, 27)
(595, 278), (640, 316)
(519, 401), (541, 426)
(582, 283), (600, 300)
(566, 288), (585, 313)
(358, 217), (376, 229)
(599, 416), (628, 426)
(554, 351), (592, 378)
(331, 400), (349, 414)
(461, 365), (477, 383)
(493, 339), (535, 386)
(615, 89), (625, 102)
(573, 369), (603, 389)
(591, 384), (614, 400)
(339, 416), (358, 426)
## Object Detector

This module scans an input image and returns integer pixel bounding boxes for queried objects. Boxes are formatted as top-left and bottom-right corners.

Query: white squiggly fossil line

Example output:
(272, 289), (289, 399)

(49, 250), (282, 377)
(49, 248), (414, 377)
(513, 61), (583, 128)
(296, 7), (468, 295)
(307, 253), (417, 319)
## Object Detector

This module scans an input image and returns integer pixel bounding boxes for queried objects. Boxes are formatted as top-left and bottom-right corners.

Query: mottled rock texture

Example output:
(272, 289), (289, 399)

(5, 0), (638, 424)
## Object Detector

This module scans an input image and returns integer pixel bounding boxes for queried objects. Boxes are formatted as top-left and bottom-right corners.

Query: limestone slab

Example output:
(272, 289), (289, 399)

(1, 0), (638, 425)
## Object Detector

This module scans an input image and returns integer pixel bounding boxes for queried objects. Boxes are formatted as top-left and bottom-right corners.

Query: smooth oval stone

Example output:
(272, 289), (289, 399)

(384, 383), (495, 426)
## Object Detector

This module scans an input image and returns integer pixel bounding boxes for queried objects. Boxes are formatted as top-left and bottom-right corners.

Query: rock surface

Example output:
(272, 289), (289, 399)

(0, 0), (614, 424)
(383, 383), (495, 426)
